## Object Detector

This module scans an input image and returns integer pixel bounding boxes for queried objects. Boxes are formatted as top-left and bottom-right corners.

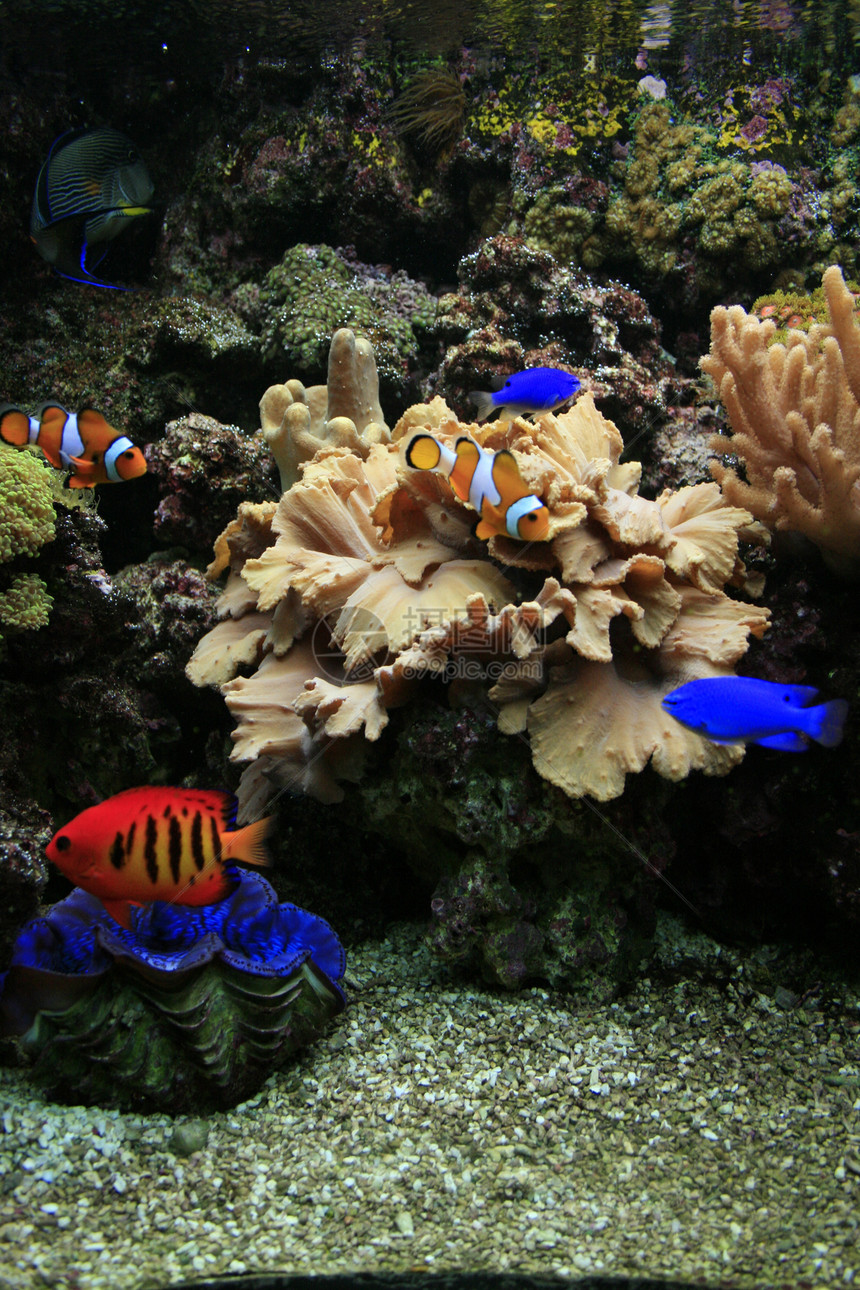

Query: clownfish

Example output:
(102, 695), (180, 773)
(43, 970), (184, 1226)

(469, 367), (581, 422)
(662, 677), (849, 752)
(46, 786), (272, 930)
(405, 432), (551, 542)
(0, 402), (147, 488)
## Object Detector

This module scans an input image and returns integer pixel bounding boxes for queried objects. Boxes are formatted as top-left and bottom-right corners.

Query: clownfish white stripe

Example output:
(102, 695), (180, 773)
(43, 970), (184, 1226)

(104, 435), (136, 481)
(27, 416), (40, 444)
(505, 493), (545, 539)
(467, 448), (502, 516)
(59, 413), (85, 468)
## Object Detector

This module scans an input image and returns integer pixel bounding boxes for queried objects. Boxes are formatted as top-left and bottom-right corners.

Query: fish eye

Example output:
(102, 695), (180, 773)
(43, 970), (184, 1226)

(54, 835), (71, 851)
(122, 449), (135, 458)
(524, 513), (537, 523)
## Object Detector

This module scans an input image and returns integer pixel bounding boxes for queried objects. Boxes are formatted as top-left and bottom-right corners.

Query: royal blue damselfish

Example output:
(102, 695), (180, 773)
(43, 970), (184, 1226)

(661, 676), (849, 752)
(469, 367), (581, 422)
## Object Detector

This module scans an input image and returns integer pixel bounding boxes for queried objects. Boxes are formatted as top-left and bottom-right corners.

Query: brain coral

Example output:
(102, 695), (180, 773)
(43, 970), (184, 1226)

(188, 331), (770, 814)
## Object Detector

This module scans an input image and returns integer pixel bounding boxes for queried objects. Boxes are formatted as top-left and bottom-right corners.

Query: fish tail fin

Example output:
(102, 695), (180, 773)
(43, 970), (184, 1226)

(0, 406), (31, 447)
(221, 815), (272, 867)
(468, 390), (496, 422)
(809, 698), (849, 747)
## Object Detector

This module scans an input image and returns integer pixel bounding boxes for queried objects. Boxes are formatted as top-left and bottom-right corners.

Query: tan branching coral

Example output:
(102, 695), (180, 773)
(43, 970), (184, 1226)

(704, 264), (860, 571)
(188, 332), (770, 814)
(260, 328), (390, 491)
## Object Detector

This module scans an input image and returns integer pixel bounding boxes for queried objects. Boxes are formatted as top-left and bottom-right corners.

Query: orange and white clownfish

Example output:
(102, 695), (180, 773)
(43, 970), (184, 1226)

(404, 432), (551, 542)
(0, 402), (147, 488)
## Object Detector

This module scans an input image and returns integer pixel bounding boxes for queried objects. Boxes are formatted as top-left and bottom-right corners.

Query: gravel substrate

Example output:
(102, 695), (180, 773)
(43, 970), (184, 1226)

(1, 918), (858, 1290)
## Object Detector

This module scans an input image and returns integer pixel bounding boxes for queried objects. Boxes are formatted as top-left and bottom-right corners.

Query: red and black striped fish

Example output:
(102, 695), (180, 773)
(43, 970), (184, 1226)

(45, 787), (271, 929)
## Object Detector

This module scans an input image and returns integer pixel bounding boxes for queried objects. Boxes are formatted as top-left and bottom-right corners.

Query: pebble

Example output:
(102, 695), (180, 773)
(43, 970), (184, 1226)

(0, 918), (857, 1289)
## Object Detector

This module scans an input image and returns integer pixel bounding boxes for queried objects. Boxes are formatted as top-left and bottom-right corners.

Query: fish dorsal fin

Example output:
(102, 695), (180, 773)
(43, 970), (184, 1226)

(37, 402), (70, 425)
(783, 684), (820, 707)
(453, 437), (481, 468)
(77, 407), (113, 442)
(491, 448), (528, 500)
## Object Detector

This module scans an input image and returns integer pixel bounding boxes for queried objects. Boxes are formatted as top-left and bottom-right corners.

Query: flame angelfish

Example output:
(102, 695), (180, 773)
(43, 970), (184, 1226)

(46, 787), (272, 929)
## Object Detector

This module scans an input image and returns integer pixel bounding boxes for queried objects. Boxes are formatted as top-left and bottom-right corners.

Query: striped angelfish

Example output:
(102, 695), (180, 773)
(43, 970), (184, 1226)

(30, 127), (154, 289)
(45, 787), (271, 929)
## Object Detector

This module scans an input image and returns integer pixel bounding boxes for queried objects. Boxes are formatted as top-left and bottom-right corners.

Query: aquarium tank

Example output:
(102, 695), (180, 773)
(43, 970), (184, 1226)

(0, 0), (858, 1287)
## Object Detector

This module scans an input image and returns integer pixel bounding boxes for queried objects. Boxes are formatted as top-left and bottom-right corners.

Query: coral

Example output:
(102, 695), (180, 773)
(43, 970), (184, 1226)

(188, 332), (769, 826)
(390, 69), (466, 153)
(234, 244), (437, 402)
(0, 871), (345, 1112)
(0, 445), (57, 643)
(591, 101), (814, 300)
(704, 265), (860, 572)
(0, 446), (56, 562)
(259, 327), (391, 492)
(145, 411), (280, 555)
(0, 573), (52, 633)
(431, 235), (677, 443)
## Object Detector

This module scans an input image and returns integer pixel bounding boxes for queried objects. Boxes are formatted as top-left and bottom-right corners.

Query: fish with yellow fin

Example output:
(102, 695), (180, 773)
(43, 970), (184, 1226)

(0, 402), (147, 488)
(405, 431), (551, 542)
(30, 127), (154, 290)
(46, 787), (272, 929)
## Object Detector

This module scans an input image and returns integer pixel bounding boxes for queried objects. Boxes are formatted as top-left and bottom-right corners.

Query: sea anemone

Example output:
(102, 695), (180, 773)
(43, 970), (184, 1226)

(389, 68), (467, 153)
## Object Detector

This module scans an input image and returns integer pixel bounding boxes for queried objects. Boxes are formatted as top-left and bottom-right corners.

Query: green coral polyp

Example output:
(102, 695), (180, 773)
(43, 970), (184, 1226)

(0, 446), (56, 563)
(0, 573), (53, 634)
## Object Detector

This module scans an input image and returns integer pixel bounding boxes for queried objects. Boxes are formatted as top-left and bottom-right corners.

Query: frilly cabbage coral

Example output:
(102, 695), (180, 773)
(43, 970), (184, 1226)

(188, 330), (770, 812)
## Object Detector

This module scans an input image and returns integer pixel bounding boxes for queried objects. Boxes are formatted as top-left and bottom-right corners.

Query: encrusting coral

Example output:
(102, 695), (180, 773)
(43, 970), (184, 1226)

(0, 445), (56, 642)
(704, 265), (860, 573)
(188, 329), (770, 811)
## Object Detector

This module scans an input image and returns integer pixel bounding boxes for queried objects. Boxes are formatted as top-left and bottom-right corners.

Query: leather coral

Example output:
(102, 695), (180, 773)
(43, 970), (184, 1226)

(704, 265), (860, 572)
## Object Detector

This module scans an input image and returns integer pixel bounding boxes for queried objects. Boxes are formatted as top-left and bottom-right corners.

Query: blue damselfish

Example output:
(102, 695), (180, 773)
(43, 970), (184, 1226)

(469, 367), (581, 422)
(661, 676), (849, 752)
